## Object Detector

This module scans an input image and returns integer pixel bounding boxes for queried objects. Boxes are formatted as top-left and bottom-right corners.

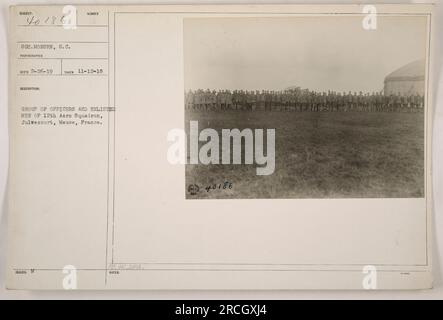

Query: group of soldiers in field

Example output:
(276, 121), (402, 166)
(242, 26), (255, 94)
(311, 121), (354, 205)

(185, 88), (424, 112)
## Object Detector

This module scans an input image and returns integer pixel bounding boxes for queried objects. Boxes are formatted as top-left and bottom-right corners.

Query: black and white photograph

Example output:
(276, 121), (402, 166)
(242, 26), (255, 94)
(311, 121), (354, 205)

(184, 16), (428, 199)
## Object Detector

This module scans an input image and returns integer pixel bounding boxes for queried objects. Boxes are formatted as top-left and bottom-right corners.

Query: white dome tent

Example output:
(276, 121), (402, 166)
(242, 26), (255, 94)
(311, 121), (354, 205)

(384, 60), (425, 96)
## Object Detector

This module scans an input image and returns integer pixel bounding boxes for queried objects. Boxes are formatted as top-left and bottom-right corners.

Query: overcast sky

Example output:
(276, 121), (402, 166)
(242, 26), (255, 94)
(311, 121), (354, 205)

(184, 16), (427, 92)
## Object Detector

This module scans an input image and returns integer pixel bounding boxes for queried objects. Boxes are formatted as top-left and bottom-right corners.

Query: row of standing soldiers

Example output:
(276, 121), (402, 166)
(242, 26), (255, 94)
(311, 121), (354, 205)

(185, 89), (424, 112)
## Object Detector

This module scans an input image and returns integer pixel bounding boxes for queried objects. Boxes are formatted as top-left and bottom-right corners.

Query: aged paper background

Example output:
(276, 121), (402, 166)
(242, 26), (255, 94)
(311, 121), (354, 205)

(0, 1), (438, 298)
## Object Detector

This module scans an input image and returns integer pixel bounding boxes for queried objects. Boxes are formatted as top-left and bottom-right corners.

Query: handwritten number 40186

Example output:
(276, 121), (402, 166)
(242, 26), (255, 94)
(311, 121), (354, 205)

(205, 182), (233, 193)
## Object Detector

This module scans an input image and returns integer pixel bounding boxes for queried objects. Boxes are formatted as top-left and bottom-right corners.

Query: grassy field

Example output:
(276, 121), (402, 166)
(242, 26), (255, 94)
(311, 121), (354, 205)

(185, 110), (424, 199)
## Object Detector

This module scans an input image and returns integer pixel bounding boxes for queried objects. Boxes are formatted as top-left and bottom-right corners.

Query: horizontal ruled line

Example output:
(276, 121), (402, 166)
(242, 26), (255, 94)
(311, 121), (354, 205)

(17, 74), (108, 77)
(17, 24), (108, 28)
(17, 57), (108, 60)
(17, 41), (109, 44)
(12, 268), (429, 273)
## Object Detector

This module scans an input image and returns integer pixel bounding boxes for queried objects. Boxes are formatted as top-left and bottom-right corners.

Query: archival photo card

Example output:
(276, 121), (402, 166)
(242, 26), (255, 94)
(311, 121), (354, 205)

(7, 4), (434, 290)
